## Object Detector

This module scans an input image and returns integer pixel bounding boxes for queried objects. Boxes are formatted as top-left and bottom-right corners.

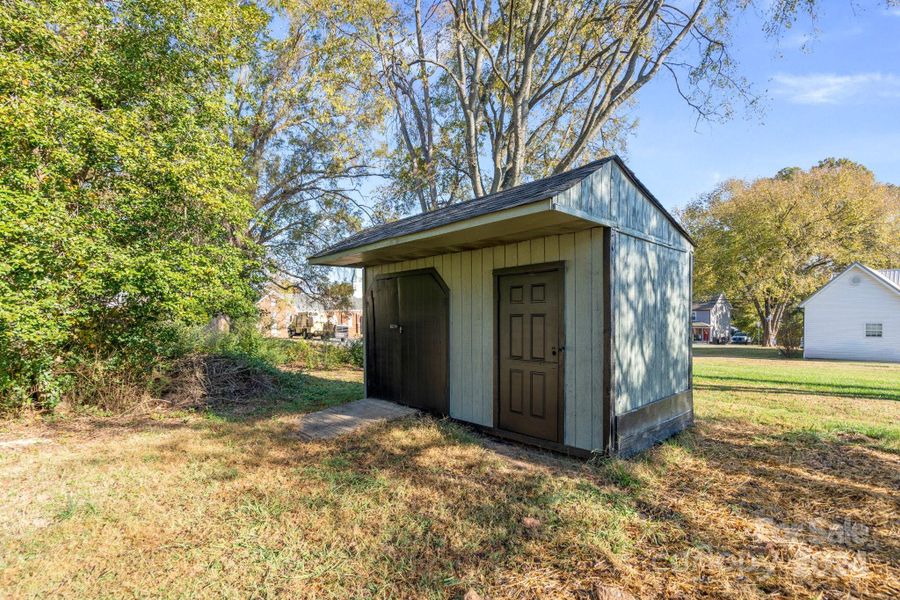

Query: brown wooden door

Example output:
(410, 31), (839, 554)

(498, 269), (563, 442)
(366, 270), (449, 414)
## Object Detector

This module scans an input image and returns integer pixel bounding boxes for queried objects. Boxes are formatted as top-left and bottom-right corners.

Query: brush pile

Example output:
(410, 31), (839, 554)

(160, 353), (279, 409)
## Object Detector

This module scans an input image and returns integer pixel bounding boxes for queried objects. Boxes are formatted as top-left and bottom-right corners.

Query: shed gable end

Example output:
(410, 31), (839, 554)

(554, 161), (691, 251)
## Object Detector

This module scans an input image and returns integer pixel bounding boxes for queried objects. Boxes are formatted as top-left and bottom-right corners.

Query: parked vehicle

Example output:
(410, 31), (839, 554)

(731, 332), (750, 344)
(288, 313), (336, 339)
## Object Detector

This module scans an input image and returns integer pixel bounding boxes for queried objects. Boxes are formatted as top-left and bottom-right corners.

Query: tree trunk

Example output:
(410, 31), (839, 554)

(754, 297), (785, 347)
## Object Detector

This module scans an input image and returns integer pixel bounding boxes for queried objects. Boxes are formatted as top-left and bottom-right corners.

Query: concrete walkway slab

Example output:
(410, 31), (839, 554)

(297, 398), (419, 441)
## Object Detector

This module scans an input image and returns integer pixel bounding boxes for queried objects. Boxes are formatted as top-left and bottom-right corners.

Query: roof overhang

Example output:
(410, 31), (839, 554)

(310, 200), (601, 267)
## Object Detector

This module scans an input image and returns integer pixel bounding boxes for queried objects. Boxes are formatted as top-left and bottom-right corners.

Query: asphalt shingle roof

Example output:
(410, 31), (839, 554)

(310, 157), (615, 260)
(310, 155), (693, 261)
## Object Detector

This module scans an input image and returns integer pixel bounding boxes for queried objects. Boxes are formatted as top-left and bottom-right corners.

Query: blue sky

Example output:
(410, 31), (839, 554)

(627, 2), (900, 212)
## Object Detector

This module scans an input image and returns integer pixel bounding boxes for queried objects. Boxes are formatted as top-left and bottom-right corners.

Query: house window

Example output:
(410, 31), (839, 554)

(865, 323), (883, 337)
(691, 311), (697, 322)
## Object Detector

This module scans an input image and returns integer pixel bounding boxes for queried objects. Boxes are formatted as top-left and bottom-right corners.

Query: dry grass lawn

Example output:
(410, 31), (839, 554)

(1, 353), (898, 599)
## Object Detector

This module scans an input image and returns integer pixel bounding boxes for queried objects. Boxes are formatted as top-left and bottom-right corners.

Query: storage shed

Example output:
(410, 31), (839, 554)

(310, 156), (694, 456)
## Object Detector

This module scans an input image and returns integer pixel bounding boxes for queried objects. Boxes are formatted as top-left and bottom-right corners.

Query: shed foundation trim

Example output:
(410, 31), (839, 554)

(615, 389), (693, 457)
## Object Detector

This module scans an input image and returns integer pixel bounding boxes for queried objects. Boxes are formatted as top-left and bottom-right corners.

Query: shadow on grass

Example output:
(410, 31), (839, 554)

(207, 409), (899, 597)
(692, 345), (790, 360)
(212, 416), (622, 597)
(695, 380), (900, 401)
(25, 398), (899, 597)
(679, 424), (899, 563)
(203, 370), (365, 422)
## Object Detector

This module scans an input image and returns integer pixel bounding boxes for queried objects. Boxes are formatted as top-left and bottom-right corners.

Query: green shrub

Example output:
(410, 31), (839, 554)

(347, 339), (364, 368)
(0, 1), (265, 413)
(778, 310), (804, 358)
(286, 339), (352, 370)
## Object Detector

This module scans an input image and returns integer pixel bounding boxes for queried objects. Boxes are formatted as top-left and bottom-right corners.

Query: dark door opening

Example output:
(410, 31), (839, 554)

(366, 269), (449, 414)
(497, 268), (563, 442)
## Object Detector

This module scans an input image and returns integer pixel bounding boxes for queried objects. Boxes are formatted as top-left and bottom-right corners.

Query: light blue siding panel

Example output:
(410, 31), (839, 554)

(574, 229), (593, 449)
(505, 242), (518, 267)
(481, 247), (494, 425)
(470, 249), (484, 425)
(614, 234), (691, 414)
(460, 251), (472, 421)
(590, 228), (604, 450)
(450, 252), (462, 418)
(545, 234), (559, 262)
(517, 240), (531, 265)
(530, 237), (545, 264)
(558, 233), (577, 447)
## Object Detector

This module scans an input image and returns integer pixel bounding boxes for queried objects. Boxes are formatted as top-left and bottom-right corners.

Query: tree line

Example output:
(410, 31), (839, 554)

(681, 160), (899, 346)
(0, 0), (890, 408)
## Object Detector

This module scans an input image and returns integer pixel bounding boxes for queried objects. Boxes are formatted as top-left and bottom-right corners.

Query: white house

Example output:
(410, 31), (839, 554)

(799, 263), (900, 362)
(691, 293), (731, 343)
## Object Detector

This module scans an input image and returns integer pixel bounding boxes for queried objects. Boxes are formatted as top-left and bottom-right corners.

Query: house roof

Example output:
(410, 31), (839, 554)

(692, 293), (728, 311)
(799, 262), (900, 308)
(878, 268), (900, 288)
(309, 155), (692, 267)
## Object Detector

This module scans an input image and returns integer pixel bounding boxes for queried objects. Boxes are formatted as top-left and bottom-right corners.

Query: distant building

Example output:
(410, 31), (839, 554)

(257, 284), (297, 338)
(691, 293), (732, 343)
(799, 263), (899, 362)
(257, 283), (362, 339)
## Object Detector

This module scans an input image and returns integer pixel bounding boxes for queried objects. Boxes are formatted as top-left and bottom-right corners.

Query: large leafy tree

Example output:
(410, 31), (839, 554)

(0, 0), (266, 406)
(365, 0), (822, 212)
(231, 0), (389, 297)
(680, 160), (899, 346)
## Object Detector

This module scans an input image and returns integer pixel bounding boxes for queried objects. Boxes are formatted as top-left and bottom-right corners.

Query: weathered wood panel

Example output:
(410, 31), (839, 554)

(364, 229), (606, 451)
(557, 233), (577, 446)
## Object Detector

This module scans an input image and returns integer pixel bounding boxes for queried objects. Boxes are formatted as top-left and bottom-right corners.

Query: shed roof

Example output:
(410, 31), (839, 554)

(310, 156), (691, 267)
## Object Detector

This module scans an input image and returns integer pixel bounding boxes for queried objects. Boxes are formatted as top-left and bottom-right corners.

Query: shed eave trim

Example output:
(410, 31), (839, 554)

(551, 202), (692, 253)
(309, 199), (557, 266)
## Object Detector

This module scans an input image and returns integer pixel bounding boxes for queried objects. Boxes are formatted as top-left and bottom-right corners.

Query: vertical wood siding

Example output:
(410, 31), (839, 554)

(365, 229), (606, 451)
(612, 233), (691, 413)
(362, 159), (693, 448)
(560, 160), (693, 415)
(558, 161), (691, 251)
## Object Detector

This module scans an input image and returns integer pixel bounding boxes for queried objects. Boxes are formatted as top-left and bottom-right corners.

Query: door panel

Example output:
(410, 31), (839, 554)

(366, 270), (448, 415)
(371, 277), (401, 402)
(398, 272), (448, 414)
(498, 270), (562, 442)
